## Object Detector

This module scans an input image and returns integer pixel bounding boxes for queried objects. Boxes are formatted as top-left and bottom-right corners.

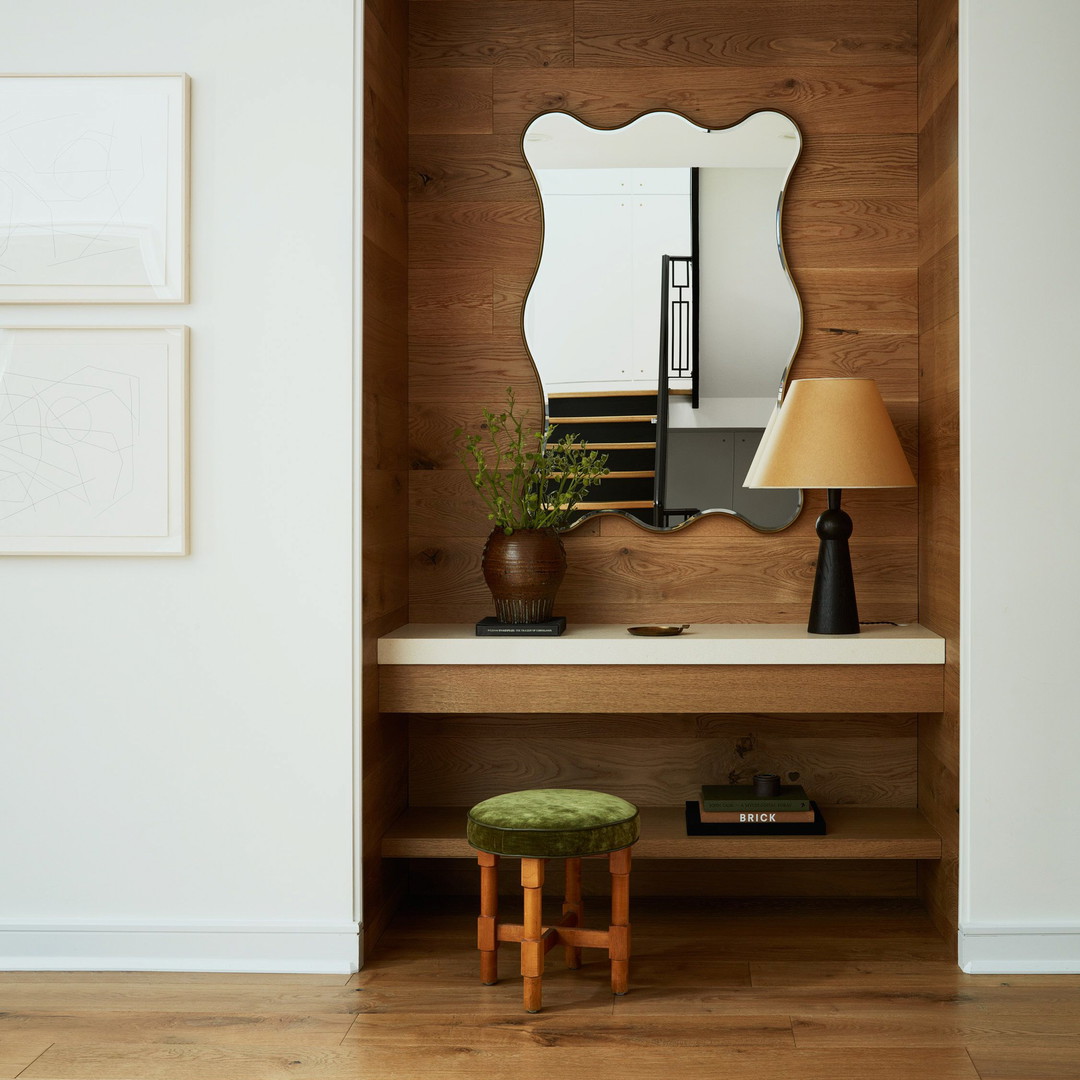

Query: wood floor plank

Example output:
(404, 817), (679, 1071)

(16, 1042), (982, 1080)
(357, 955), (753, 993)
(0, 985), (359, 1015)
(966, 1042), (1080, 1080)
(792, 1013), (1080, 1047)
(0, 1013), (351, 1046)
(352, 979), (618, 1017)
(19, 1043), (357, 1080)
(611, 980), (971, 1016)
(0, 1036), (53, 1067)
(751, 960), (1080, 989)
(346, 1011), (795, 1046)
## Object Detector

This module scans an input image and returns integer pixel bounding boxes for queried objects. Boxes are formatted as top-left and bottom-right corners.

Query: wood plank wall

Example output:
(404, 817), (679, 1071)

(407, 0), (921, 626)
(399, 0), (929, 903)
(362, 0), (411, 948)
(916, 0), (960, 942)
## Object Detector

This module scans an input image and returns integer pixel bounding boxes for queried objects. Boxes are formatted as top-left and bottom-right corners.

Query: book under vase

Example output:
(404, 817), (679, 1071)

(475, 616), (567, 636)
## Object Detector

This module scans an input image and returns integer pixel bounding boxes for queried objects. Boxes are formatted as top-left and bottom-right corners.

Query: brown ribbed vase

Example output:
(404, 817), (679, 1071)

(481, 527), (567, 623)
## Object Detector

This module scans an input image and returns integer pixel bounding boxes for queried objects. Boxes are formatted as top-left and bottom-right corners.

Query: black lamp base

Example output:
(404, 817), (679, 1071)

(807, 488), (859, 635)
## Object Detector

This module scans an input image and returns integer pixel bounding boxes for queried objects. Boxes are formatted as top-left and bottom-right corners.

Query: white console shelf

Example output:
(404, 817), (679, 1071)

(378, 622), (945, 666)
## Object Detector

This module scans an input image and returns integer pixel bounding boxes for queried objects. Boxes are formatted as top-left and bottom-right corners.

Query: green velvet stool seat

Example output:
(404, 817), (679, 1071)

(467, 788), (640, 1013)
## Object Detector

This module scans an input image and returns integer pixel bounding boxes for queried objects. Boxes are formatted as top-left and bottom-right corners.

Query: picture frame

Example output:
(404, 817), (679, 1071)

(0, 74), (189, 303)
(0, 326), (189, 554)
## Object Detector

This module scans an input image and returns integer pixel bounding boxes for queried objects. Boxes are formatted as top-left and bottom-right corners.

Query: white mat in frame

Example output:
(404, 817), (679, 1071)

(0, 74), (189, 302)
(0, 326), (188, 554)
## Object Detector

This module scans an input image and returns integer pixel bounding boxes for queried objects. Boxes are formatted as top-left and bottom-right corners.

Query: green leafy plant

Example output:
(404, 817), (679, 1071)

(454, 388), (609, 533)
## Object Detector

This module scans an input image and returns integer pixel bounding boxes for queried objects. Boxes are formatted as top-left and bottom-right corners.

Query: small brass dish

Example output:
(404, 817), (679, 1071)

(627, 624), (690, 637)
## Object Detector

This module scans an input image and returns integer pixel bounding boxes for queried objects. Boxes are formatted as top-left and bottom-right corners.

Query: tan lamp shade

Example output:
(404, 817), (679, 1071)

(744, 378), (915, 489)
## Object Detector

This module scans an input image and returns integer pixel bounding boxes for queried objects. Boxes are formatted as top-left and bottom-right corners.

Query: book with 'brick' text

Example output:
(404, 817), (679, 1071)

(696, 801), (816, 824)
(686, 800), (826, 836)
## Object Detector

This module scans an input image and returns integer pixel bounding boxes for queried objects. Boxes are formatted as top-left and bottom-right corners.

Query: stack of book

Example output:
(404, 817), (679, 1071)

(685, 783), (826, 836)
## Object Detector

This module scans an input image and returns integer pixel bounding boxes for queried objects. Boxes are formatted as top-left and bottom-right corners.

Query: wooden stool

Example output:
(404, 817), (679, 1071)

(466, 788), (640, 1013)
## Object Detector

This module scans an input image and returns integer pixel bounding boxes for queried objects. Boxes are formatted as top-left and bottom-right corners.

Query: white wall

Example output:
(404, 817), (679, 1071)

(526, 168), (690, 393)
(960, 0), (1080, 971)
(0, 0), (359, 972)
(696, 167), (799, 405)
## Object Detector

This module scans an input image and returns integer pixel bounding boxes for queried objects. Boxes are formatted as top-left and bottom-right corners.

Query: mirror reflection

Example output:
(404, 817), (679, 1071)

(522, 110), (804, 531)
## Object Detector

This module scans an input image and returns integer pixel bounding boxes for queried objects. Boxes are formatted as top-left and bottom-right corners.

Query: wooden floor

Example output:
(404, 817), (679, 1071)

(3, 897), (1079, 1079)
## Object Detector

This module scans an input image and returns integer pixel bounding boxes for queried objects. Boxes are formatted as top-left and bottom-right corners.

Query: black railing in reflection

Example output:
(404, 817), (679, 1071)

(654, 254), (696, 525)
(663, 255), (694, 385)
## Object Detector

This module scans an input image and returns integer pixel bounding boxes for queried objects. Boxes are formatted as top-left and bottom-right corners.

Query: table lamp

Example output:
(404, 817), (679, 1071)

(743, 378), (915, 635)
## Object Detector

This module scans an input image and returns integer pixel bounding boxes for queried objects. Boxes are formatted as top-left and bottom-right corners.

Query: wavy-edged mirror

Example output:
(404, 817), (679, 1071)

(522, 109), (804, 532)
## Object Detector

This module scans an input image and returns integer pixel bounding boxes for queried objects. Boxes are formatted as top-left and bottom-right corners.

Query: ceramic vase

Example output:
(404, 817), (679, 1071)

(481, 527), (567, 623)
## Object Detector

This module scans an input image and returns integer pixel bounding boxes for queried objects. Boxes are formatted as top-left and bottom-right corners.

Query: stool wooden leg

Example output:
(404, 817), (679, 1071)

(562, 857), (583, 969)
(521, 857), (545, 1013)
(477, 851), (499, 985)
(608, 846), (632, 996)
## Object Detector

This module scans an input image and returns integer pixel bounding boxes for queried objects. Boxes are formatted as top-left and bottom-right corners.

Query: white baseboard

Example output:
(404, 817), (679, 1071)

(958, 923), (1080, 973)
(0, 919), (362, 974)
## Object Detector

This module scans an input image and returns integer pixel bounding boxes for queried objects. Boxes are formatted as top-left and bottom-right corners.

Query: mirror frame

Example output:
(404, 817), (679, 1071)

(519, 108), (805, 534)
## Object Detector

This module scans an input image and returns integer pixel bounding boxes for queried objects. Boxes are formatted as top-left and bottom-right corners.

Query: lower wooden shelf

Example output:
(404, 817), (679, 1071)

(381, 805), (943, 861)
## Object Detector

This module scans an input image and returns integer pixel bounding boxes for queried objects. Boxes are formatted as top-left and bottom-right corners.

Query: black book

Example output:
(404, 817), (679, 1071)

(475, 616), (567, 637)
(684, 800), (826, 836)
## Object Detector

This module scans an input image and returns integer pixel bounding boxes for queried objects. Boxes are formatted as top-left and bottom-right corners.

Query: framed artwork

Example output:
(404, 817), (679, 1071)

(0, 74), (189, 302)
(0, 326), (188, 554)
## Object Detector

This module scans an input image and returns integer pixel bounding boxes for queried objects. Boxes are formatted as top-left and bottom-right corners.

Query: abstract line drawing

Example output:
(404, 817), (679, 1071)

(0, 364), (145, 528)
(0, 327), (187, 554)
(0, 75), (188, 302)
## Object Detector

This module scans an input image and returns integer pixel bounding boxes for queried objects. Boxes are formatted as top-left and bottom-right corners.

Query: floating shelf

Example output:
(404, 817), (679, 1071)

(379, 622), (946, 667)
(382, 806), (943, 862)
(378, 623), (946, 714)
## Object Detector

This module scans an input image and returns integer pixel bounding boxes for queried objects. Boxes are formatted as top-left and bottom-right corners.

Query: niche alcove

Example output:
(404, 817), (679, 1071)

(361, 0), (959, 956)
